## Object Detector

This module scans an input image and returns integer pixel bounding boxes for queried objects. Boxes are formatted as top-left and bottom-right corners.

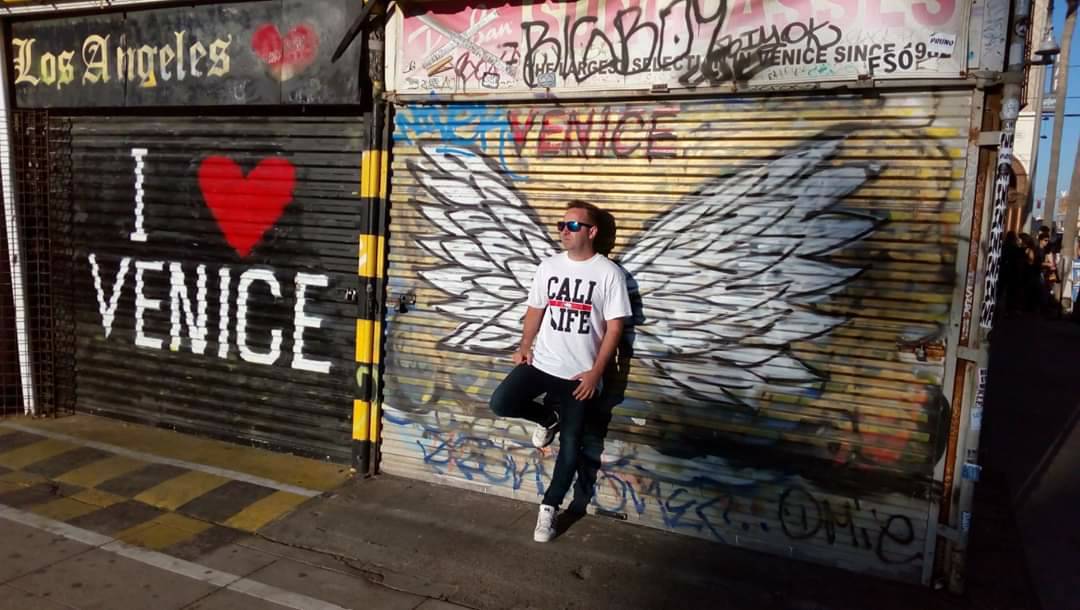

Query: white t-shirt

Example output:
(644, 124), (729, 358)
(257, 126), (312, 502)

(526, 252), (632, 380)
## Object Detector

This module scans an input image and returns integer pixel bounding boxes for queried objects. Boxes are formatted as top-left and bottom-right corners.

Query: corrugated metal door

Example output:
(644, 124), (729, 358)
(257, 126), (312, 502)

(56, 115), (364, 461)
(380, 90), (971, 581)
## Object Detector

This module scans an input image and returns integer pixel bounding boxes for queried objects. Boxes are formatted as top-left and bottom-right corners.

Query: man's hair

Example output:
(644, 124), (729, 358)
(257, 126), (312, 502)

(566, 200), (602, 225)
(567, 199), (618, 255)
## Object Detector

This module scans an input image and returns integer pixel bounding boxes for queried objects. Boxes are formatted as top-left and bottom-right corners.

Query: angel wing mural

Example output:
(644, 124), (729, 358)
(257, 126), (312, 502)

(410, 131), (881, 412)
(394, 119), (954, 499)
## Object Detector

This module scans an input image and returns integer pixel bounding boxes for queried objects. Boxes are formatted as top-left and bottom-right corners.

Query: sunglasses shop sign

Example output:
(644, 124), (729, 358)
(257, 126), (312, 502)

(390, 0), (970, 95)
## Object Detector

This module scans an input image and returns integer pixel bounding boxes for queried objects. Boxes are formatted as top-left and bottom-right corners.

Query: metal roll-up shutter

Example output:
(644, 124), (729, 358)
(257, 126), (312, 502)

(58, 115), (365, 461)
(381, 90), (972, 581)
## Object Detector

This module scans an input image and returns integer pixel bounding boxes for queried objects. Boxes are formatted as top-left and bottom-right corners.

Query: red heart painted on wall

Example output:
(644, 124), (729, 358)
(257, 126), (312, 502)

(198, 156), (297, 258)
(251, 23), (320, 81)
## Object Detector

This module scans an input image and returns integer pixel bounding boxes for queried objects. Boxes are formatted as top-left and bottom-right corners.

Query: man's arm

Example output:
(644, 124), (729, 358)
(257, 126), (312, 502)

(513, 306), (545, 365)
(572, 318), (624, 400)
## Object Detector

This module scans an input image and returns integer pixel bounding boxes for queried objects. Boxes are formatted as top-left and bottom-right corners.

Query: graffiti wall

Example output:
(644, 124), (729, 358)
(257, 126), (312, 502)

(60, 116), (365, 459)
(381, 90), (973, 582)
(388, 0), (970, 95)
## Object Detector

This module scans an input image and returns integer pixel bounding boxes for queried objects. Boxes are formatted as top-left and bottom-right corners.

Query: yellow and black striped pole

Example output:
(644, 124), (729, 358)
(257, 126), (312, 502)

(353, 103), (389, 474)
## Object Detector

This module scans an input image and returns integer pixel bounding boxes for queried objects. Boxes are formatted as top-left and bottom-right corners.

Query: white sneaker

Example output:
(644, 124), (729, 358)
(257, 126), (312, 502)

(531, 412), (559, 449)
(534, 505), (557, 542)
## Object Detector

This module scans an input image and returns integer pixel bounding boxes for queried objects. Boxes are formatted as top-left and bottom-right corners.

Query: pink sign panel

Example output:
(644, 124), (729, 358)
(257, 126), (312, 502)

(390, 0), (969, 95)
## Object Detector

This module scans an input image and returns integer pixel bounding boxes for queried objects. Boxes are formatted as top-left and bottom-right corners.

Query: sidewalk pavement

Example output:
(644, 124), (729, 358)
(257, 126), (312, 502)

(259, 471), (1037, 610)
(0, 508), (466, 610)
(0, 416), (468, 610)
(980, 316), (1080, 610)
(0, 405), (1041, 610)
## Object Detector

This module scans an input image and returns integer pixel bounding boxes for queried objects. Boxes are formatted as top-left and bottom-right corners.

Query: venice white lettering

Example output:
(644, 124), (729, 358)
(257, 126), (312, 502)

(236, 268), (283, 366)
(134, 260), (166, 350)
(88, 254), (332, 374)
(90, 253), (130, 339)
(293, 273), (331, 374)
(217, 267), (231, 359)
(168, 262), (208, 354)
(83, 148), (331, 374)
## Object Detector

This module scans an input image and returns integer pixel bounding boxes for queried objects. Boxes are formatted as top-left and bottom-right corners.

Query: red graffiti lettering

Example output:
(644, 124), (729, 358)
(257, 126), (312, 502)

(913, 0), (956, 27)
(775, 0), (813, 25)
(612, 111), (645, 157)
(646, 105), (679, 159)
(506, 105), (679, 160)
(727, 0), (766, 30)
(538, 110), (566, 156)
(866, 0), (904, 27)
(820, 0), (858, 27)
(507, 109), (539, 156)
(566, 109), (596, 157)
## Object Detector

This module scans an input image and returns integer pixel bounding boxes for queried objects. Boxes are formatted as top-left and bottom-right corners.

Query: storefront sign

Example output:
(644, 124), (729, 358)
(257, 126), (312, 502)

(390, 0), (970, 95)
(11, 0), (365, 107)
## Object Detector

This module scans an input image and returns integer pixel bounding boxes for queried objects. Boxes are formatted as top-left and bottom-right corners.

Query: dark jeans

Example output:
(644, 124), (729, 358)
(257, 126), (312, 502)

(489, 364), (588, 509)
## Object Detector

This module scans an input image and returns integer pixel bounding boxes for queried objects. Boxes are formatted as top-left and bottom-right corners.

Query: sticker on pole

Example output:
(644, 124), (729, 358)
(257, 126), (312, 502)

(962, 462), (982, 481)
(1071, 258), (1080, 303)
(971, 368), (987, 432)
(928, 33), (957, 57)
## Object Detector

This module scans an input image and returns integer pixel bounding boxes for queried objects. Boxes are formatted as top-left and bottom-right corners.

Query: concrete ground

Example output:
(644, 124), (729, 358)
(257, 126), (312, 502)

(0, 382), (1048, 610)
(0, 470), (1037, 610)
(980, 315), (1080, 610)
(0, 513), (464, 610)
(259, 471), (1040, 610)
(0, 416), (465, 610)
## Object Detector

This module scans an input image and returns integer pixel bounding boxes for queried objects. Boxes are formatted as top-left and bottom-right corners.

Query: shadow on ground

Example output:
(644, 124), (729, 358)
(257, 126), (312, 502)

(980, 316), (1080, 610)
(249, 321), (1079, 610)
(258, 464), (1041, 610)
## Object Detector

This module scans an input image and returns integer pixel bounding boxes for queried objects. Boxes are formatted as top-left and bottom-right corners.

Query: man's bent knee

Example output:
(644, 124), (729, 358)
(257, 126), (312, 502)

(489, 381), (514, 417)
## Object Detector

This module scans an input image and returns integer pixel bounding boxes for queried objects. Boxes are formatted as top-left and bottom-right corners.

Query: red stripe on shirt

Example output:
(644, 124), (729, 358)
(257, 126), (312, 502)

(548, 299), (593, 312)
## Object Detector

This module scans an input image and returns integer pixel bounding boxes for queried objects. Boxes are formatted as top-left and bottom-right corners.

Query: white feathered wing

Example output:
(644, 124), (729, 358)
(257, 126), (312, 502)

(621, 133), (881, 410)
(409, 135), (881, 410)
(408, 145), (556, 352)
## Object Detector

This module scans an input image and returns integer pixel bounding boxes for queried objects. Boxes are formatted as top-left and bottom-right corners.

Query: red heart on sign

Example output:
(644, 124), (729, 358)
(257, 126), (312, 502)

(251, 23), (320, 81)
(198, 156), (296, 258)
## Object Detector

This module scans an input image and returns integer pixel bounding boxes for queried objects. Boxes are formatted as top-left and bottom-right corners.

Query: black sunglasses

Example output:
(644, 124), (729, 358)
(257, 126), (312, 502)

(557, 221), (594, 233)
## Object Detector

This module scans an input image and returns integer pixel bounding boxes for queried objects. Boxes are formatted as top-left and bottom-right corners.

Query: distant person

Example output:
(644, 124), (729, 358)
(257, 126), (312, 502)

(1019, 233), (1041, 313)
(488, 200), (631, 543)
(1072, 239), (1080, 320)
(1038, 232), (1060, 315)
(1046, 235), (1063, 315)
(1001, 231), (1022, 317)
